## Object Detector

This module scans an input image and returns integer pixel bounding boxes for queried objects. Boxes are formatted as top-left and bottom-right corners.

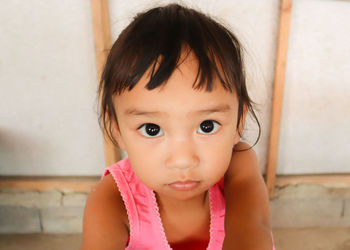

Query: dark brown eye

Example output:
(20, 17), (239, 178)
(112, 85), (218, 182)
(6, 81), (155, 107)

(139, 123), (163, 137)
(198, 120), (220, 134)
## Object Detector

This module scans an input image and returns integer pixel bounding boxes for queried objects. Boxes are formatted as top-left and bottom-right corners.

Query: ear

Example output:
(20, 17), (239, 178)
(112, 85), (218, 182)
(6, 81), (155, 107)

(111, 119), (126, 150)
(233, 104), (248, 145)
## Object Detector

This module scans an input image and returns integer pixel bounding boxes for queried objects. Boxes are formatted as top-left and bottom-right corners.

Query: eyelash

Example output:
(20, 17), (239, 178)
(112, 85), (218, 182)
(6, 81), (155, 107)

(137, 120), (221, 138)
(137, 123), (164, 138)
(197, 120), (221, 135)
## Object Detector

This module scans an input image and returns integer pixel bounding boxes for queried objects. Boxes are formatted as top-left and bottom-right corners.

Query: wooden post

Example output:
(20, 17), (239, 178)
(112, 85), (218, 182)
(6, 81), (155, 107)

(91, 0), (121, 166)
(266, 0), (293, 198)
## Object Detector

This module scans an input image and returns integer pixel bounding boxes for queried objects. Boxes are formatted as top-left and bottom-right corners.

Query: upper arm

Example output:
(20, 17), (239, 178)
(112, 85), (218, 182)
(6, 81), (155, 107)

(81, 174), (129, 250)
(224, 142), (271, 227)
(222, 142), (273, 249)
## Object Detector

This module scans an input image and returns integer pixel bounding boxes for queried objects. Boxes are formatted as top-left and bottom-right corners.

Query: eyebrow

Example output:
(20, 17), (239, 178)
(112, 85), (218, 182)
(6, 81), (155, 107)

(124, 104), (232, 116)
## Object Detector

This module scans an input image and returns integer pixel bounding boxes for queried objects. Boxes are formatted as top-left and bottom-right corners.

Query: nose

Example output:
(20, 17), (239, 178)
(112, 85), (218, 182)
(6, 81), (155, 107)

(165, 138), (200, 170)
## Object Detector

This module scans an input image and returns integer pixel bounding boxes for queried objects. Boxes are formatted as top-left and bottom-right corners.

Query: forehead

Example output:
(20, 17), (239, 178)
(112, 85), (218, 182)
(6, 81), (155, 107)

(113, 52), (238, 115)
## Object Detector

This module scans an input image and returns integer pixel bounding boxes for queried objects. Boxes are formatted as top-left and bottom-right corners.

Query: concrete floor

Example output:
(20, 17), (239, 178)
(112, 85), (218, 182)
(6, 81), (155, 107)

(0, 228), (350, 250)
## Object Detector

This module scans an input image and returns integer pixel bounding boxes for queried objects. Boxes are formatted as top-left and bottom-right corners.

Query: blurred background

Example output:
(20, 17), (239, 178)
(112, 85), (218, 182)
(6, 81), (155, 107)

(0, 0), (349, 249)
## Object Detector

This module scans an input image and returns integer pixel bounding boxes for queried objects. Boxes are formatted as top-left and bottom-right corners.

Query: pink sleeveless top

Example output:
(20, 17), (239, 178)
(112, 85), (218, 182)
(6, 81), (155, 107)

(102, 158), (225, 250)
(102, 158), (276, 250)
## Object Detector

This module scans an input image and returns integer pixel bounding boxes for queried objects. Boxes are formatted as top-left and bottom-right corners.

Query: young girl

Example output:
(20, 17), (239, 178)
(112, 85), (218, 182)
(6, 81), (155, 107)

(82, 4), (275, 250)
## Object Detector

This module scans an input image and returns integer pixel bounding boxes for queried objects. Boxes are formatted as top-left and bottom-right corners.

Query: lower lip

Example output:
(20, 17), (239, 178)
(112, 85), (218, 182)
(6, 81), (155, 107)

(168, 181), (200, 191)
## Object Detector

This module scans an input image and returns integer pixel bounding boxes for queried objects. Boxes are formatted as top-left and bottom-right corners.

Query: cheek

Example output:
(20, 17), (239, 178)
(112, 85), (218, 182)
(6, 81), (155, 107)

(209, 147), (232, 169)
(128, 157), (154, 183)
(199, 140), (233, 167)
(199, 133), (235, 170)
(126, 143), (164, 182)
(201, 130), (236, 155)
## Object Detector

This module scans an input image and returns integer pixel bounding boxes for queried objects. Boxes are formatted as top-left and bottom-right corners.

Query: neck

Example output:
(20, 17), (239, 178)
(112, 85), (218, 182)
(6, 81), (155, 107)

(155, 190), (209, 214)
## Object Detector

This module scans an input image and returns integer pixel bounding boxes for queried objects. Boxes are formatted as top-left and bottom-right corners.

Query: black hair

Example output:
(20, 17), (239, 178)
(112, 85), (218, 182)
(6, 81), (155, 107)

(98, 3), (261, 149)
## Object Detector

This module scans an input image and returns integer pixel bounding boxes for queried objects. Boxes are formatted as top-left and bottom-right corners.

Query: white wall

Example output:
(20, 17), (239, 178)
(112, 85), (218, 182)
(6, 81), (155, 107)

(277, 0), (350, 174)
(0, 0), (348, 176)
(0, 1), (105, 175)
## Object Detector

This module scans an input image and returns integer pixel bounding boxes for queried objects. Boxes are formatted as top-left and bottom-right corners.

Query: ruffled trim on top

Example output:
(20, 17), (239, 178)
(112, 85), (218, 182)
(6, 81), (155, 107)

(151, 191), (173, 250)
(207, 179), (225, 250)
(102, 159), (138, 249)
(207, 188), (214, 250)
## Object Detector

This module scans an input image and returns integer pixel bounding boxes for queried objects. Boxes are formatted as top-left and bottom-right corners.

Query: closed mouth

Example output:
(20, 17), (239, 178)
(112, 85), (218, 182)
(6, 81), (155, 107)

(168, 180), (200, 191)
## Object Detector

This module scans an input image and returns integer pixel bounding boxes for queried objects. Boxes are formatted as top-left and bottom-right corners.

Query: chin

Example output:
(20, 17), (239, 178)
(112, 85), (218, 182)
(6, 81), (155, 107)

(172, 189), (208, 201)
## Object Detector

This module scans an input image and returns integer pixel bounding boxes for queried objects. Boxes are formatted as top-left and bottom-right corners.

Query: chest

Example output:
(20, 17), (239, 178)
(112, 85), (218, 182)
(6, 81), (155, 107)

(160, 205), (211, 249)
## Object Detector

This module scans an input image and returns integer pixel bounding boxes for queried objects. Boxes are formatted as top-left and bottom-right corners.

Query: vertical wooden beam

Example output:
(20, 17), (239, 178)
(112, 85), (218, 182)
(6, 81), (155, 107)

(91, 0), (121, 166)
(266, 0), (293, 198)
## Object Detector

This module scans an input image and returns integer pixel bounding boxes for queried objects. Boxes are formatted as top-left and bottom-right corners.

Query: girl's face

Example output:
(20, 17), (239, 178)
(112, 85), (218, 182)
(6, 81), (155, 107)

(113, 52), (242, 201)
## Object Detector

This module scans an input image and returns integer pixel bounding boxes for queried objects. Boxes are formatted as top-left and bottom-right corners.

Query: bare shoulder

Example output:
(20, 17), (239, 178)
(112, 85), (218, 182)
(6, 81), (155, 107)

(82, 173), (129, 250)
(225, 142), (259, 180)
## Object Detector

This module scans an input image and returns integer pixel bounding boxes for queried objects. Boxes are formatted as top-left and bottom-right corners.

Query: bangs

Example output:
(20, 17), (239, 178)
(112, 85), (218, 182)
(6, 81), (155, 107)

(102, 4), (245, 95)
